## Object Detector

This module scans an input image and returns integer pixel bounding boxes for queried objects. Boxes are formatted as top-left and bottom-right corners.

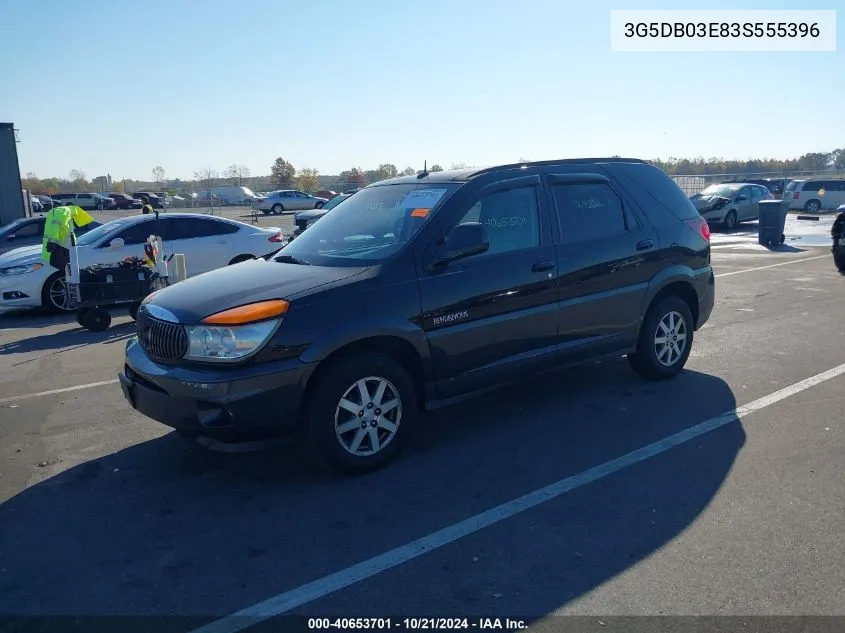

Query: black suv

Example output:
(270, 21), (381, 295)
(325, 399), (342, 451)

(118, 158), (715, 474)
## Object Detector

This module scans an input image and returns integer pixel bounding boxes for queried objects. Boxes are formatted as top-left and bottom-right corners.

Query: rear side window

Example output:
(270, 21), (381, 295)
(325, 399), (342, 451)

(552, 183), (627, 244)
(605, 162), (700, 221)
(828, 180), (845, 191)
(12, 220), (43, 238)
(801, 181), (822, 193)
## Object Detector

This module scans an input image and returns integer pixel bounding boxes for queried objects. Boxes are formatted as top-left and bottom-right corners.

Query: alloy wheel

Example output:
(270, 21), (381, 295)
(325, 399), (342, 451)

(654, 310), (688, 367)
(49, 277), (71, 311)
(334, 376), (402, 456)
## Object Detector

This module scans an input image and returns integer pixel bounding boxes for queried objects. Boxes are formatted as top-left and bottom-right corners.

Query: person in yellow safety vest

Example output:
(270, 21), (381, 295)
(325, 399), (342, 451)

(41, 204), (94, 270)
(140, 195), (154, 215)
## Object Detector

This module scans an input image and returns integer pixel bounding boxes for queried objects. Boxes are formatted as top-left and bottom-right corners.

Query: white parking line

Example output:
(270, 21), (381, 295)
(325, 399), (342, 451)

(714, 254), (827, 278)
(0, 379), (119, 406)
(188, 362), (845, 633)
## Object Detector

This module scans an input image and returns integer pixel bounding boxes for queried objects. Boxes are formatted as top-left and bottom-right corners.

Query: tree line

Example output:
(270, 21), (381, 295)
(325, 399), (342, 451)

(20, 150), (845, 197)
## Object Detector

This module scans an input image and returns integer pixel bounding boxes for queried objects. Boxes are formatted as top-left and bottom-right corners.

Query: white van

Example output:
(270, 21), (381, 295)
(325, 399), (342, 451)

(784, 178), (845, 212)
(195, 186), (259, 206)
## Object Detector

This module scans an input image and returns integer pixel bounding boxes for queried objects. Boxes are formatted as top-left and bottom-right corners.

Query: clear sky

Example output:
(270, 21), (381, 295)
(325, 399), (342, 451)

(1, 0), (842, 181)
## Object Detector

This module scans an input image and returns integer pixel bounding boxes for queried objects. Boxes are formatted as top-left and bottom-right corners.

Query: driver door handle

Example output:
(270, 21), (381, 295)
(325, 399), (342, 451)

(636, 239), (654, 251)
(531, 259), (555, 272)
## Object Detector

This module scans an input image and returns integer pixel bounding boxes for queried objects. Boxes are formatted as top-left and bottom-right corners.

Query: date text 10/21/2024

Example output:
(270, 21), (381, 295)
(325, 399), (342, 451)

(308, 618), (528, 630)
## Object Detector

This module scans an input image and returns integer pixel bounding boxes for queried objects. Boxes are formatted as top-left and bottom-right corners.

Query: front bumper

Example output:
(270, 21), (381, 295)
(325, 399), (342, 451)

(119, 337), (316, 441)
(0, 274), (43, 308)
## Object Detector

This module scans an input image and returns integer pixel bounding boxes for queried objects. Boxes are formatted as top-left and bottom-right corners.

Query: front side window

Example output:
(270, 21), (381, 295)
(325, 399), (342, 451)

(278, 183), (460, 265)
(454, 186), (540, 257)
(8, 220), (43, 238)
(552, 182), (627, 244)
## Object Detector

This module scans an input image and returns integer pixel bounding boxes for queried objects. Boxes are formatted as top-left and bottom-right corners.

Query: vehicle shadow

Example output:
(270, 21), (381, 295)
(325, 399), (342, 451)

(0, 360), (741, 629)
(0, 320), (135, 358)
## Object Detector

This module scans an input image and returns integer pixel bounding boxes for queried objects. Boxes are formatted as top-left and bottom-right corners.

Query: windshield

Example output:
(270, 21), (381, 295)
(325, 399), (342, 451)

(75, 218), (132, 246)
(700, 184), (741, 198)
(278, 183), (459, 265)
(322, 194), (351, 211)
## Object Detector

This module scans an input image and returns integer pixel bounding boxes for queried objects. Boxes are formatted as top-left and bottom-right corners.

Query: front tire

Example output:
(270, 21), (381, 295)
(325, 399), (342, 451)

(303, 352), (418, 475)
(41, 272), (72, 312)
(628, 296), (694, 381)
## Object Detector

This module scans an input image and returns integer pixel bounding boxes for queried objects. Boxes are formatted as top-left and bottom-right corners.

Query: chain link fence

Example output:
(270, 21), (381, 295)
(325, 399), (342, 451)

(672, 169), (845, 197)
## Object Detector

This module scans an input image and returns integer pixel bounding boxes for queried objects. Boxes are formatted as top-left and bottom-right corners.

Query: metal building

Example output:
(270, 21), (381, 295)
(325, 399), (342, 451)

(0, 122), (26, 226)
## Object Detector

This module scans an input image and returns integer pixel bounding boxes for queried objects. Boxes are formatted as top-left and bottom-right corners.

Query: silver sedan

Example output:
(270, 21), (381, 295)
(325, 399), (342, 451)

(255, 190), (327, 215)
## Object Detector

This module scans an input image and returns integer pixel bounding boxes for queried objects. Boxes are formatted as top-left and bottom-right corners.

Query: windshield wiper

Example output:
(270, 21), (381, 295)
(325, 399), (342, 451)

(274, 254), (311, 265)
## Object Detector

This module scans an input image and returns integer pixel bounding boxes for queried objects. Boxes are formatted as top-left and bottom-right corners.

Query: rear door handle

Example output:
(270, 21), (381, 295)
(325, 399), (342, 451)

(636, 239), (654, 251)
(531, 259), (555, 272)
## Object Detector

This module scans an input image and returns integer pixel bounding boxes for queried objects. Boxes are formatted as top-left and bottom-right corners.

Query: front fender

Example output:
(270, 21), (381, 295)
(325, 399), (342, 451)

(299, 316), (433, 380)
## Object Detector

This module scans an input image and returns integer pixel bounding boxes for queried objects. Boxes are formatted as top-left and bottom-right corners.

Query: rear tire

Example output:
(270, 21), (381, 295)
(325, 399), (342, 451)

(628, 295), (694, 381)
(723, 210), (738, 231)
(303, 352), (418, 475)
(272, 204), (284, 215)
(261, 209), (270, 215)
(804, 200), (821, 213)
(128, 301), (141, 321)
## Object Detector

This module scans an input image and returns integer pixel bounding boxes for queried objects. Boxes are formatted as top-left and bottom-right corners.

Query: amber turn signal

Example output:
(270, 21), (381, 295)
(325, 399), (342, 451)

(201, 299), (289, 325)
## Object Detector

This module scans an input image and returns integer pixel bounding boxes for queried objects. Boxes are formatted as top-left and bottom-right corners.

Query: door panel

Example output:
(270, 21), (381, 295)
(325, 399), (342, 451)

(417, 177), (559, 399)
(545, 174), (658, 362)
(168, 217), (235, 275)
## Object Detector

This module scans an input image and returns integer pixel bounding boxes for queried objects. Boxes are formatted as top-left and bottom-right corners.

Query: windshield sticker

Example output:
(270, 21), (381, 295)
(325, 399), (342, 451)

(400, 188), (447, 210)
(410, 208), (430, 218)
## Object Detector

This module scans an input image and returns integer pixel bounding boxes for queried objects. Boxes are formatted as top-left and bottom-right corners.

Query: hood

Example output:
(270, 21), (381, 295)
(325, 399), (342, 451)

(690, 195), (730, 211)
(295, 208), (328, 222)
(144, 257), (369, 324)
(0, 245), (43, 267)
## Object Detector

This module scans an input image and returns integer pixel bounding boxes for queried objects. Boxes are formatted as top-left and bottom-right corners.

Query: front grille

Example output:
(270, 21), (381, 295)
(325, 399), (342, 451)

(137, 310), (188, 361)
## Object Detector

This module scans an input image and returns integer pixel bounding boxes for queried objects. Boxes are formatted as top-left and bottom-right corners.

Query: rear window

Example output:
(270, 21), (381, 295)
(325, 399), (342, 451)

(605, 162), (700, 221)
(785, 180), (803, 193)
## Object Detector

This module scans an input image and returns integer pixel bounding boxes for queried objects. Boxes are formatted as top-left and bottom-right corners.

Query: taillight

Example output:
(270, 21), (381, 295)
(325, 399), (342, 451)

(685, 217), (710, 241)
(792, 192), (800, 199)
(269, 232), (285, 243)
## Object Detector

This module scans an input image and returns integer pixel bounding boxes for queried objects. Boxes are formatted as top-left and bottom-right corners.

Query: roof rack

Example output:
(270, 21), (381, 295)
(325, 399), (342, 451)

(466, 157), (649, 179)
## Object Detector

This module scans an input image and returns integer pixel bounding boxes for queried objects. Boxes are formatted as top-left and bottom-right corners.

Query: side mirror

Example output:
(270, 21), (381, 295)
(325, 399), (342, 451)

(6, 234), (15, 241)
(108, 238), (125, 249)
(431, 222), (489, 268)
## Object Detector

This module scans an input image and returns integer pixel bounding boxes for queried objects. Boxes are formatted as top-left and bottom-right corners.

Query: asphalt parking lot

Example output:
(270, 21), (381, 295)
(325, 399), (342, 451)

(1, 237), (843, 631)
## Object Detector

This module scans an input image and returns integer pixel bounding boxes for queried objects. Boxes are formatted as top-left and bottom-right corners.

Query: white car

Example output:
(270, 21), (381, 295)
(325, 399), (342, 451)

(254, 190), (327, 215)
(0, 213), (286, 313)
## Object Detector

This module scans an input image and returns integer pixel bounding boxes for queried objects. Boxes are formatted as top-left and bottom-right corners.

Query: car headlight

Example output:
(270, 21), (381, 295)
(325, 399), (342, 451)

(183, 299), (288, 362)
(0, 262), (43, 276)
(185, 320), (279, 362)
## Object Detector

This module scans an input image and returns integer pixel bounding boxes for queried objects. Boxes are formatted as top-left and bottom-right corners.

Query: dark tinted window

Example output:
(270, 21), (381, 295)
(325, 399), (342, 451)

(828, 180), (845, 191)
(607, 162), (699, 221)
(801, 181), (823, 192)
(10, 219), (44, 238)
(552, 182), (626, 244)
(457, 186), (540, 256)
(170, 217), (239, 239)
(112, 221), (155, 246)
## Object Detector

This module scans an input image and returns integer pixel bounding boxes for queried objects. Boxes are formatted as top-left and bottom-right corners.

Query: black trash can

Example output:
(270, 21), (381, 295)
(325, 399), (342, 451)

(832, 210), (845, 272)
(758, 199), (789, 246)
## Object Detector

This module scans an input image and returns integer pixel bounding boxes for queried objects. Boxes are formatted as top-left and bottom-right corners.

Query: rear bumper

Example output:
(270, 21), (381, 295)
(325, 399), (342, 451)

(119, 337), (316, 441)
(694, 266), (715, 330)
